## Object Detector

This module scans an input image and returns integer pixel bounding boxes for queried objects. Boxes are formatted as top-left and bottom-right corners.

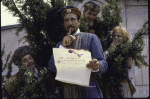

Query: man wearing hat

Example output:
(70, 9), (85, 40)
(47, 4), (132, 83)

(48, 6), (108, 98)
(2, 46), (56, 99)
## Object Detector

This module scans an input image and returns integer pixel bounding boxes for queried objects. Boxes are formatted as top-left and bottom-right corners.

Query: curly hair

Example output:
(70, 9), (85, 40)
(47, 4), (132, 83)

(112, 26), (130, 43)
(84, 1), (100, 13)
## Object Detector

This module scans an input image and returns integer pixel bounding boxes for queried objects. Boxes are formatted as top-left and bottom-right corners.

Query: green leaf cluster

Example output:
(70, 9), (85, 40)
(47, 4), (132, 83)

(79, 15), (89, 32)
(2, 66), (56, 98)
(1, 44), (13, 84)
(102, 0), (122, 29)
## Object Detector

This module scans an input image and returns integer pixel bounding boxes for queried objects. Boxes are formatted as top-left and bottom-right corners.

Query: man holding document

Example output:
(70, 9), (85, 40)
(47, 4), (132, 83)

(48, 6), (108, 98)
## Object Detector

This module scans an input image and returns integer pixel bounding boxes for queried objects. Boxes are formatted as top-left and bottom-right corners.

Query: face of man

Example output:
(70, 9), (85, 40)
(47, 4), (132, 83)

(112, 32), (124, 45)
(63, 13), (81, 35)
(83, 9), (98, 24)
(21, 54), (35, 69)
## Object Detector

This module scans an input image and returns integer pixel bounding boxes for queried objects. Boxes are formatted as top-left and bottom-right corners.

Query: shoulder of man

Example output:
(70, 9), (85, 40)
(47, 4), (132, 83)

(4, 72), (20, 85)
(2, 72), (21, 98)
(80, 32), (98, 38)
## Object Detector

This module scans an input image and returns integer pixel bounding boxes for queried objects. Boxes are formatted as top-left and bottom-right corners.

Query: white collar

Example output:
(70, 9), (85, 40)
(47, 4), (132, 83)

(34, 67), (39, 78)
(68, 28), (80, 36)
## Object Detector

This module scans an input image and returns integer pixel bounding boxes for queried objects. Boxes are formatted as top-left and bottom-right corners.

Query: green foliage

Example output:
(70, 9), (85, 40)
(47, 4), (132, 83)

(110, 20), (149, 68)
(99, 0), (122, 51)
(79, 16), (89, 32)
(104, 3), (149, 69)
(6, 59), (13, 79)
(2, 66), (56, 98)
(1, 44), (5, 71)
(1, 44), (13, 83)
(72, 0), (84, 3)
(2, 0), (67, 98)
(107, 20), (149, 81)
(102, 0), (122, 29)
(131, 20), (149, 67)
(2, 0), (68, 67)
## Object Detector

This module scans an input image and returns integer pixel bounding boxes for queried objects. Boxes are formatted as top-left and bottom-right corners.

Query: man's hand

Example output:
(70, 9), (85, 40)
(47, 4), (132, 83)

(110, 38), (119, 49)
(62, 28), (75, 47)
(86, 59), (99, 71)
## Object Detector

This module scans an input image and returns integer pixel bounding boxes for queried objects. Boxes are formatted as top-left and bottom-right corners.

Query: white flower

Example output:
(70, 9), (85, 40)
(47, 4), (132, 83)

(44, 67), (47, 72)
(24, 72), (28, 75)
(28, 72), (32, 77)
(40, 70), (44, 74)
(110, 10), (113, 15)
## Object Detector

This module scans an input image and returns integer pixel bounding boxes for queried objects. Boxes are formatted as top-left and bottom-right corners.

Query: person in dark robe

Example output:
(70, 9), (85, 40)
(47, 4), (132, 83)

(48, 6), (108, 98)
(2, 46), (56, 99)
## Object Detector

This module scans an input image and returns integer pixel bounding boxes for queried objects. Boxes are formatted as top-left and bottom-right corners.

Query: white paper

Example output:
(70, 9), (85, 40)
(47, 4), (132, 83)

(53, 48), (92, 87)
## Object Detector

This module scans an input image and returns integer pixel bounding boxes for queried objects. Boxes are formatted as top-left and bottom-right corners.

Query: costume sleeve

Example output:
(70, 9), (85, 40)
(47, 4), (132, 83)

(48, 55), (56, 73)
(56, 42), (62, 48)
(90, 34), (108, 74)
(2, 87), (10, 98)
(59, 44), (66, 49)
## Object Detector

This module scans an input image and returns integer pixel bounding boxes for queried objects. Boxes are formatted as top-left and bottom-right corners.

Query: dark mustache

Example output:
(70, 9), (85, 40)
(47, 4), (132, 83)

(27, 61), (35, 67)
(67, 26), (75, 29)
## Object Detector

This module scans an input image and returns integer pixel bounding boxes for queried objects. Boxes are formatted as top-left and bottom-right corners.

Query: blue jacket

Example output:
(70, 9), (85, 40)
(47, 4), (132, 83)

(48, 33), (108, 98)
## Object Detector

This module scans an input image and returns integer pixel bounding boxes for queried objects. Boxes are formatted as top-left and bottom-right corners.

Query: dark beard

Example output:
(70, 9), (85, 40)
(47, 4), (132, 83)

(71, 30), (76, 35)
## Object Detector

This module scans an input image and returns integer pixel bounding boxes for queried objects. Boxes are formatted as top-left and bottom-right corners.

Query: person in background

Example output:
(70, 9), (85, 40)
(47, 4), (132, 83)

(2, 46), (56, 99)
(103, 26), (136, 98)
(83, 1), (100, 34)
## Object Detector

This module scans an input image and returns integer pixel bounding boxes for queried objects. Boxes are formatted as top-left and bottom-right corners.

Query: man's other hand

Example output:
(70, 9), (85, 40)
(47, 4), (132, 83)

(86, 59), (99, 71)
